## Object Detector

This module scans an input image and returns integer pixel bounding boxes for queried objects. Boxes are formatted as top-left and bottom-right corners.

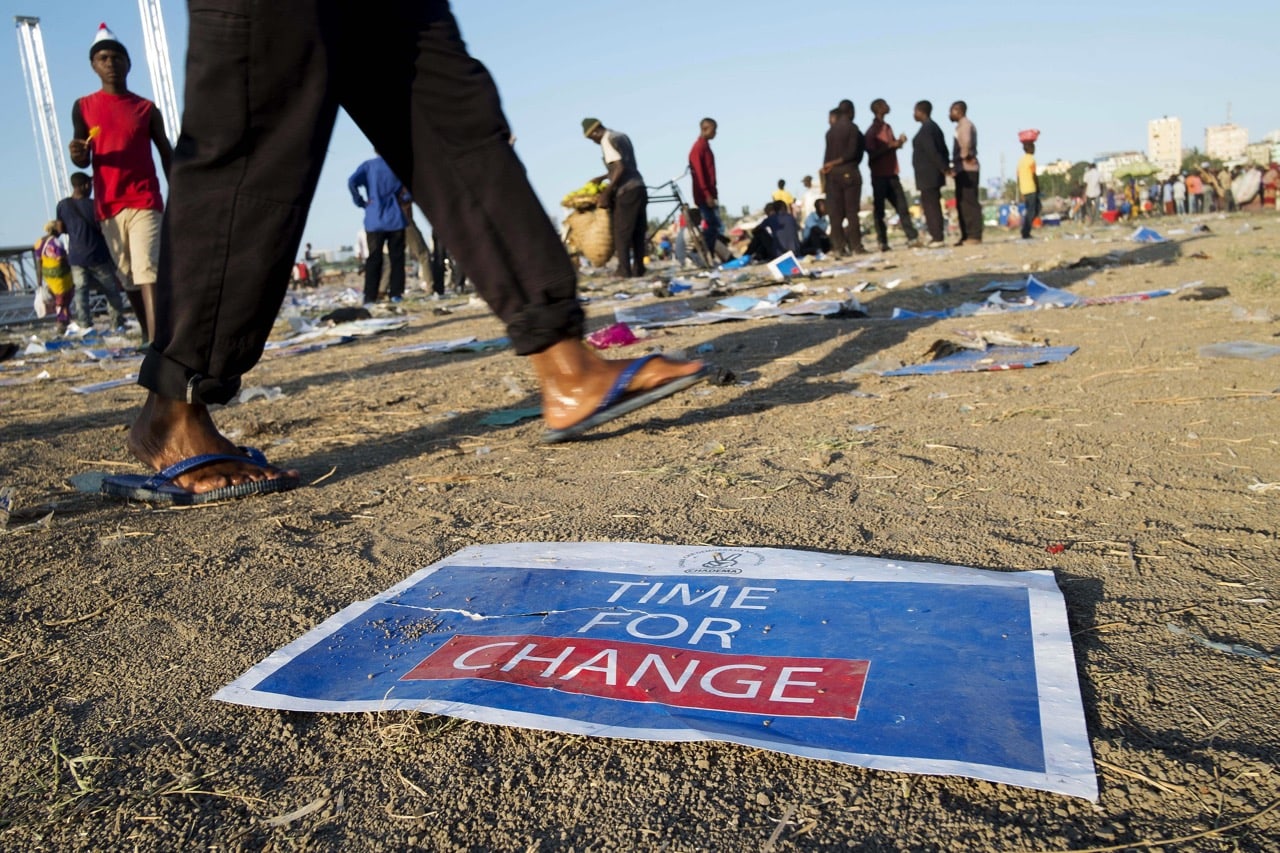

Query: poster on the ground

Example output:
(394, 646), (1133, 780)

(215, 542), (1097, 800)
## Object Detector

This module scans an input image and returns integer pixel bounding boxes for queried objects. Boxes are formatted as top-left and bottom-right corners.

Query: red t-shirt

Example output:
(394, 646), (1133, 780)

(689, 136), (717, 207)
(77, 90), (164, 220)
(865, 119), (899, 178)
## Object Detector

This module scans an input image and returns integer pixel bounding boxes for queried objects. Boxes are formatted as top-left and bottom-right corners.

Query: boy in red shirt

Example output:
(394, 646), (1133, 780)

(69, 23), (173, 342)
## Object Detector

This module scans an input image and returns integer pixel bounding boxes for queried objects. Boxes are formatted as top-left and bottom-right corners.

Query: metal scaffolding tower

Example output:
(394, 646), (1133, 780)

(15, 16), (68, 220)
(137, 0), (180, 143)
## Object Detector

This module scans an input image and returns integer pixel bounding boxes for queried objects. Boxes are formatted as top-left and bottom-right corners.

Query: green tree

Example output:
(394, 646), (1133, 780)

(1181, 148), (1224, 173)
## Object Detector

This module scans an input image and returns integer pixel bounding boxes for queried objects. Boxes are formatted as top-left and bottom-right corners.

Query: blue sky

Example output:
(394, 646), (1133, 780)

(2, 1), (1277, 253)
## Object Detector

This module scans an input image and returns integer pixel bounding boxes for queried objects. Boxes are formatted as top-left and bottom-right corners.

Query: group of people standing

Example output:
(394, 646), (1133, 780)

(820, 97), (985, 254)
(577, 97), (986, 277)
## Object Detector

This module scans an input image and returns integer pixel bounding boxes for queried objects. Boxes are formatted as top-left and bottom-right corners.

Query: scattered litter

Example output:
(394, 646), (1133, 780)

(1191, 223), (1211, 234)
(718, 255), (751, 270)
(237, 385), (284, 404)
(0, 511), (53, 535)
(1046, 543), (1067, 555)
(1130, 227), (1166, 243)
(700, 441), (726, 457)
(1177, 284), (1226, 301)
(923, 282), (950, 296)
(66, 472), (106, 494)
(615, 301), (697, 326)
(1167, 623), (1279, 663)
(501, 376), (524, 397)
(882, 278), (904, 290)
(0, 486), (14, 526)
(1198, 341), (1280, 361)
(694, 343), (715, 355)
(263, 337), (354, 359)
(479, 407), (541, 426)
(585, 322), (640, 349)
(766, 251), (806, 281)
(1229, 306), (1276, 324)
(71, 374), (138, 394)
(384, 336), (484, 355)
(1248, 481), (1280, 494)
(319, 306), (372, 324)
(708, 367), (738, 386)
(882, 345), (1077, 376)
(980, 280), (1027, 293)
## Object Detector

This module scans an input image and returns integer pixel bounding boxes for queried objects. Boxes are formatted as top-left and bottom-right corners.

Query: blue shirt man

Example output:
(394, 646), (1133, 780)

(349, 155), (410, 302)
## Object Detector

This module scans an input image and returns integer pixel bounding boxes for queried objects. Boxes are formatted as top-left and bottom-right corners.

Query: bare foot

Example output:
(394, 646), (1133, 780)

(529, 339), (704, 431)
(127, 393), (299, 494)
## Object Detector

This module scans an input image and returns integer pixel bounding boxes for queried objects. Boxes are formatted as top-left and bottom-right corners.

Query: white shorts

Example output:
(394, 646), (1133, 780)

(100, 208), (162, 291)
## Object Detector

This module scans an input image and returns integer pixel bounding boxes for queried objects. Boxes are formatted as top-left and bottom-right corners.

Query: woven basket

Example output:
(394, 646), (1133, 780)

(562, 193), (601, 212)
(564, 208), (614, 267)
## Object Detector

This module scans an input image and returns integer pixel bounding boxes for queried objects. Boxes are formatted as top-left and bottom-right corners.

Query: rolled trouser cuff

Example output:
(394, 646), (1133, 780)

(505, 291), (585, 356)
(139, 347), (241, 405)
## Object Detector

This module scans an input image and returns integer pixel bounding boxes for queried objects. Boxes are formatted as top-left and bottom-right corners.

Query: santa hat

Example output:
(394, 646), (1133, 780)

(90, 22), (129, 62)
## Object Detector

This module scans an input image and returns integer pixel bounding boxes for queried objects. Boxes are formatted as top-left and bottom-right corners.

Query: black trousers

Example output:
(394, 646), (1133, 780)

(363, 229), (405, 302)
(612, 184), (648, 277)
(141, 0), (582, 405)
(918, 185), (945, 241)
(825, 172), (864, 254)
(954, 169), (983, 241)
(871, 175), (919, 246)
(1020, 192), (1041, 239)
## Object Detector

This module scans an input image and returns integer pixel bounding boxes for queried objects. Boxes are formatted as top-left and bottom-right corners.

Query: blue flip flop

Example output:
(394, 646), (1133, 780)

(541, 354), (709, 444)
(100, 446), (300, 506)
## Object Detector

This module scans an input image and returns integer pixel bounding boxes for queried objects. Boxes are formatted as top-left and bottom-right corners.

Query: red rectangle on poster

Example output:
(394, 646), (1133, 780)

(402, 634), (869, 719)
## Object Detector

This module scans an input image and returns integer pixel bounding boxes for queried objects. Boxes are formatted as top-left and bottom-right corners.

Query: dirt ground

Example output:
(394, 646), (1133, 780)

(2, 211), (1278, 851)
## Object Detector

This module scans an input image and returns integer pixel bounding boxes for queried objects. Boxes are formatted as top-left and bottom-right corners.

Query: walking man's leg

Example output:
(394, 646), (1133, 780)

(71, 266), (93, 328)
(921, 187), (943, 241)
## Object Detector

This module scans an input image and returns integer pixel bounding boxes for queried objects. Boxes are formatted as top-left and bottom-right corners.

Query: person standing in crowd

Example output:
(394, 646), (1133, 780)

(1172, 174), (1187, 214)
(688, 118), (722, 256)
(35, 222), (74, 335)
(772, 179), (794, 208)
(56, 172), (127, 331)
(911, 100), (949, 246)
(107, 3), (705, 502)
(1184, 170), (1202, 214)
(1082, 162), (1102, 224)
(1018, 139), (1040, 240)
(68, 23), (173, 343)
(865, 98), (921, 252)
(1197, 166), (1216, 213)
(797, 175), (823, 225)
(1162, 177), (1175, 215)
(822, 101), (867, 256)
(584, 118), (648, 278)
(948, 100), (981, 245)
(349, 153), (410, 304)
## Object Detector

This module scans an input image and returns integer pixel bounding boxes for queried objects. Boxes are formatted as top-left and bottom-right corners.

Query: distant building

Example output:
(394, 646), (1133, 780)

(1042, 159), (1073, 176)
(1095, 151), (1149, 185)
(1205, 123), (1248, 161)
(1147, 116), (1182, 172)
(1244, 140), (1280, 166)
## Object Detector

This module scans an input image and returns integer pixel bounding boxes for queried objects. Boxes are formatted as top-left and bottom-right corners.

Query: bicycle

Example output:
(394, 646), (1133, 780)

(646, 171), (714, 269)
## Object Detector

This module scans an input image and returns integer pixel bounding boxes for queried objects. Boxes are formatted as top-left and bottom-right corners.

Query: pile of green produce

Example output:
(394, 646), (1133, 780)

(561, 180), (607, 209)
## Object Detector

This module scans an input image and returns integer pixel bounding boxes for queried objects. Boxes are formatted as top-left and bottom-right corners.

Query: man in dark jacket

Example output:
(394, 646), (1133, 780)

(911, 100), (949, 246)
(821, 100), (867, 256)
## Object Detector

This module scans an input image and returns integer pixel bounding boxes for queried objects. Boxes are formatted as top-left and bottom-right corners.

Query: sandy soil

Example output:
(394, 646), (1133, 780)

(1, 211), (1278, 851)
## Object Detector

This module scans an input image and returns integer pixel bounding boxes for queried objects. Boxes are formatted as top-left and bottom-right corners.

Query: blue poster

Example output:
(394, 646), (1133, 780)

(216, 543), (1096, 800)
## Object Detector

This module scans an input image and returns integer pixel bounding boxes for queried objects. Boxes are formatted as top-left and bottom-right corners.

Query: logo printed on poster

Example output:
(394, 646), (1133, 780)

(680, 549), (764, 574)
(402, 633), (870, 719)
